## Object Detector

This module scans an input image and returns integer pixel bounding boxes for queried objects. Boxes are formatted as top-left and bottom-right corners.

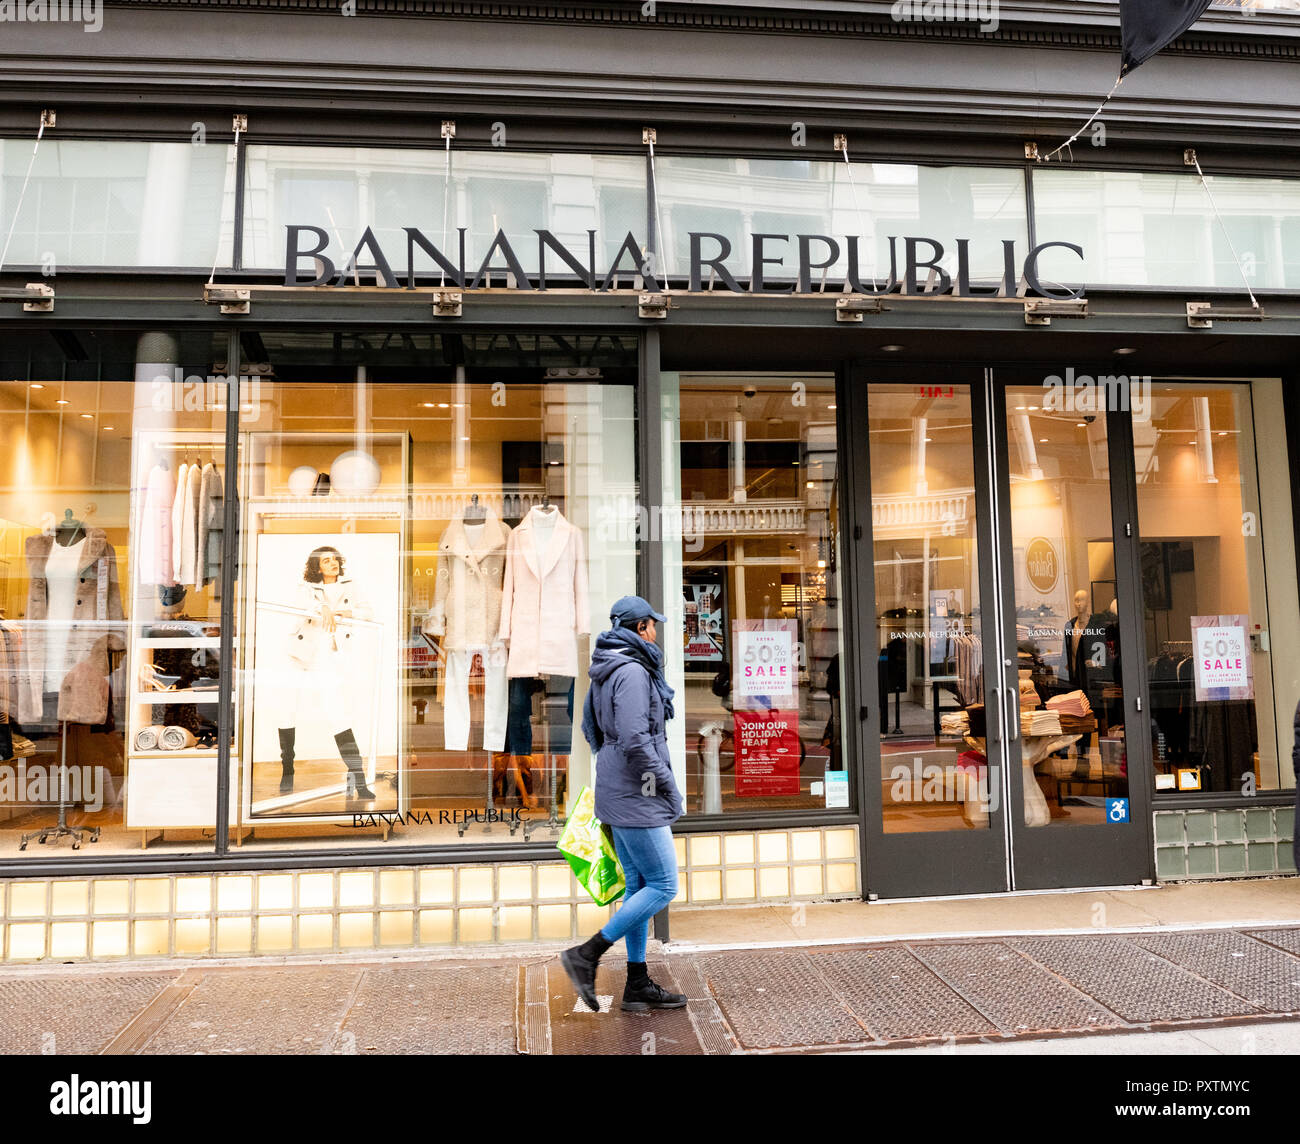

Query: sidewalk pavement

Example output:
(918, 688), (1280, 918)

(0, 878), (1296, 1055)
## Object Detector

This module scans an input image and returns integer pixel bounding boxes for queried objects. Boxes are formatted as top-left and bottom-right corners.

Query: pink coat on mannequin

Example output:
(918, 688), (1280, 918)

(497, 508), (589, 678)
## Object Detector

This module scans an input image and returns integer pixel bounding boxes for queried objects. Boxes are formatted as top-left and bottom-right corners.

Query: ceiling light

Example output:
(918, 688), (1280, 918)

(80, 413), (92, 419)
(1218, 431), (1227, 437)
(880, 345), (904, 353)
(437, 402), (450, 409)
(1077, 422), (1087, 428)
(806, 481), (814, 489)
(1114, 347), (1138, 356)
(56, 399), (69, 405)
(548, 460), (560, 466)
(1028, 405), (1040, 411)
(460, 436), (470, 442)
(103, 425), (114, 431)
(817, 560), (826, 569)
(827, 404), (836, 411)
(420, 402), (435, 408)
(924, 437), (933, 443)
(1039, 438), (1048, 443)
(1015, 406), (1027, 412)
(29, 383), (43, 390)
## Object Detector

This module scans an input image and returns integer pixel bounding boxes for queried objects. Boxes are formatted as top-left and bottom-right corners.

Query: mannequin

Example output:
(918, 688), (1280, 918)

(20, 518), (125, 729)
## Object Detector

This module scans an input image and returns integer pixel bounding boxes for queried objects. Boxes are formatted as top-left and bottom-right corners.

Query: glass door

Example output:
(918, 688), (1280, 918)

(848, 367), (1013, 897)
(989, 372), (1154, 890)
(851, 364), (1157, 898)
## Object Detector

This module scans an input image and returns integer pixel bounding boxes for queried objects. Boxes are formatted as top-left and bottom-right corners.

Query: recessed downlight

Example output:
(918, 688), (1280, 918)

(880, 344), (905, 353)
(1114, 347), (1138, 356)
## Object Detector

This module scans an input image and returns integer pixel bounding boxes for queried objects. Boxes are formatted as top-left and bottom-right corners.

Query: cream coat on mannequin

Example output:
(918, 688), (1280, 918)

(424, 508), (511, 649)
(498, 506), (589, 678)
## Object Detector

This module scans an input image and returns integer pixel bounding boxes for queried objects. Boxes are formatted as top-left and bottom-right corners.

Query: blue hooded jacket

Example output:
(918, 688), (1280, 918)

(584, 628), (683, 828)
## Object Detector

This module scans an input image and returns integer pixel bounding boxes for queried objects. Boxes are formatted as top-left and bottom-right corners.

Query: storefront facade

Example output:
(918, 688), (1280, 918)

(0, 0), (1297, 960)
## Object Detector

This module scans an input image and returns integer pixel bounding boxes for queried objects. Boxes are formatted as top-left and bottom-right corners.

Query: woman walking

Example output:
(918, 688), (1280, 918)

(561, 595), (687, 1013)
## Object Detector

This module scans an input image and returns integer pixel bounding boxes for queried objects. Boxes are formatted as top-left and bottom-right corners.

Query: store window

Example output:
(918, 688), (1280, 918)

(660, 373), (848, 816)
(1135, 380), (1299, 795)
(1032, 168), (1300, 290)
(0, 331), (230, 858)
(654, 158), (1029, 286)
(230, 332), (638, 850)
(0, 140), (235, 269)
(243, 145), (647, 277)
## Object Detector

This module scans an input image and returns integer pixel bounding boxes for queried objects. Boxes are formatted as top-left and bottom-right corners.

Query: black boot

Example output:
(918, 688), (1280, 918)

(621, 962), (687, 1012)
(278, 728), (295, 795)
(335, 729), (376, 800)
(560, 931), (612, 1012)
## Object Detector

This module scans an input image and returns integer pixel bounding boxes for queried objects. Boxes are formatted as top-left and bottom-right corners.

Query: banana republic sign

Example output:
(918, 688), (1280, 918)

(284, 225), (1086, 298)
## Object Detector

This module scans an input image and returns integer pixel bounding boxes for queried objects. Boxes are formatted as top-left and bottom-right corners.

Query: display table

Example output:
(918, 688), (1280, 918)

(962, 733), (1082, 828)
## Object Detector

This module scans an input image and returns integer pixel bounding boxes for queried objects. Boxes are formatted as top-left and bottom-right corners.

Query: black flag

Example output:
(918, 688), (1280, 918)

(1120, 0), (1214, 76)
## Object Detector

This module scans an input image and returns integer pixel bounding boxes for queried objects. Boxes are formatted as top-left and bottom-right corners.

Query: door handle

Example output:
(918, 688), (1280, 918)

(991, 686), (1002, 742)
(1006, 682), (1020, 742)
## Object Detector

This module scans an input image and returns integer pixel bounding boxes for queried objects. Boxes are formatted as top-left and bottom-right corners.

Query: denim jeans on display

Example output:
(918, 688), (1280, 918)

(505, 675), (574, 754)
(599, 824), (678, 963)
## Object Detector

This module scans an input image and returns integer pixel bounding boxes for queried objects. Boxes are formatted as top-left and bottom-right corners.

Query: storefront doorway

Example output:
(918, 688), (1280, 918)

(847, 366), (1155, 897)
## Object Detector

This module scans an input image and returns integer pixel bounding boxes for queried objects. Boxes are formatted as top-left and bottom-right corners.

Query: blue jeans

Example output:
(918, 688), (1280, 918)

(599, 824), (677, 963)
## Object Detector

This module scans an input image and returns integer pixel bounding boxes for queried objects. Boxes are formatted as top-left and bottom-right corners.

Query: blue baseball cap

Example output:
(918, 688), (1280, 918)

(610, 595), (667, 627)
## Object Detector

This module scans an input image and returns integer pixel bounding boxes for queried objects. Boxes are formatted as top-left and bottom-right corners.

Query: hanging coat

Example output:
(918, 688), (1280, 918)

(197, 462), (224, 588)
(171, 462), (189, 579)
(177, 462), (202, 587)
(497, 508), (589, 679)
(138, 463), (176, 587)
(18, 529), (126, 724)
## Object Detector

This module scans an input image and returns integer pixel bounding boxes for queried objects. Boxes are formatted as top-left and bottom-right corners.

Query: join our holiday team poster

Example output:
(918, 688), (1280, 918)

(731, 619), (801, 797)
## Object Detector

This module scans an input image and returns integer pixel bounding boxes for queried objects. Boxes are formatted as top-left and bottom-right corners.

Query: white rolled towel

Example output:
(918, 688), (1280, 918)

(160, 726), (197, 750)
(134, 725), (164, 752)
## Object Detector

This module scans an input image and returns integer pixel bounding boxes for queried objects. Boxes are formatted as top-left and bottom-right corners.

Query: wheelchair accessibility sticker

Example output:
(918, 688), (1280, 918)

(1106, 798), (1130, 824)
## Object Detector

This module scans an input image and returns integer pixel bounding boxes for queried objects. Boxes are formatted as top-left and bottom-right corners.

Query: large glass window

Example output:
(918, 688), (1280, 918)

(661, 373), (848, 816)
(655, 158), (1029, 286)
(244, 146), (647, 276)
(230, 333), (638, 850)
(1135, 381), (1298, 795)
(0, 331), (230, 858)
(0, 140), (235, 269)
(1032, 169), (1300, 290)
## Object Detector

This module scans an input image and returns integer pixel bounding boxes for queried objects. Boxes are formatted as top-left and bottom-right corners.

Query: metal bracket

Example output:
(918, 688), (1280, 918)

(203, 284), (250, 315)
(441, 121), (456, 140)
(22, 282), (53, 312)
(1024, 297), (1087, 326)
(232, 114), (248, 133)
(40, 110), (56, 129)
(642, 126), (657, 146)
(1186, 301), (1263, 329)
(836, 294), (883, 322)
(1184, 148), (1198, 167)
(1024, 141), (1040, 161)
(638, 292), (670, 319)
(432, 290), (462, 317)
(833, 133), (848, 152)
(0, 283), (55, 311)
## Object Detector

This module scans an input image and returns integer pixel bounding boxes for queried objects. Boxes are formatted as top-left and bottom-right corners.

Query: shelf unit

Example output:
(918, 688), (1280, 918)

(125, 429), (240, 845)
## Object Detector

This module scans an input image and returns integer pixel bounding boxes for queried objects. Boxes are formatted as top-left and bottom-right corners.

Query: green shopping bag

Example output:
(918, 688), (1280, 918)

(557, 785), (626, 907)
